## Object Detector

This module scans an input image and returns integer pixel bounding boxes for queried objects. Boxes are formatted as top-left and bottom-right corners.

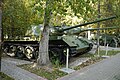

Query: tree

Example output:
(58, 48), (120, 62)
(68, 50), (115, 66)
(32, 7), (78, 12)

(36, 0), (98, 66)
(98, 0), (120, 34)
(2, 0), (33, 40)
(34, 0), (97, 66)
(0, 0), (2, 71)
(37, 0), (52, 66)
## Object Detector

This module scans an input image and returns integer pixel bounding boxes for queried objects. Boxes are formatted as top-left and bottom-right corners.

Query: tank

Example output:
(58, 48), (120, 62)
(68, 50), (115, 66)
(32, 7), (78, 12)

(2, 16), (118, 64)
(98, 34), (120, 47)
(48, 25), (119, 63)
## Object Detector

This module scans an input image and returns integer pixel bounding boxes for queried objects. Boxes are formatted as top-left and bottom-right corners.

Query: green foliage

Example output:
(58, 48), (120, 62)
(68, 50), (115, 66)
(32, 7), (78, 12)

(2, 0), (33, 39)
(2, 0), (43, 40)
(50, 0), (98, 25)
(2, 0), (120, 39)
(112, 0), (120, 26)
(99, 0), (120, 27)
(29, 0), (44, 24)
(0, 72), (14, 80)
(31, 0), (98, 26)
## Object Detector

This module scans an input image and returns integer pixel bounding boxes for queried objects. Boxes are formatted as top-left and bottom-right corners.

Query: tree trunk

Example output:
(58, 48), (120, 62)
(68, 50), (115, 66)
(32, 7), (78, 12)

(96, 0), (100, 55)
(37, 26), (50, 66)
(0, 0), (2, 71)
(37, 0), (52, 66)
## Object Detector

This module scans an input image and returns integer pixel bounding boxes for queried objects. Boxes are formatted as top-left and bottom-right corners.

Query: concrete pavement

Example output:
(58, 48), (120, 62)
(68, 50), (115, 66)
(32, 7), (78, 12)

(1, 58), (47, 80)
(58, 53), (120, 80)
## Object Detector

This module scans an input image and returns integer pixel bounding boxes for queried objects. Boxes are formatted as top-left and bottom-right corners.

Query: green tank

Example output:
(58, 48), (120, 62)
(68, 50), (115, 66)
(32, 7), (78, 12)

(98, 34), (120, 47)
(48, 16), (119, 64)
(2, 16), (119, 64)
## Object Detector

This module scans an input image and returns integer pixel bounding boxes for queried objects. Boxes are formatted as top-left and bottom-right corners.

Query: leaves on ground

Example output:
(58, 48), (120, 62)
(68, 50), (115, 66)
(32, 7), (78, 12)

(18, 64), (67, 80)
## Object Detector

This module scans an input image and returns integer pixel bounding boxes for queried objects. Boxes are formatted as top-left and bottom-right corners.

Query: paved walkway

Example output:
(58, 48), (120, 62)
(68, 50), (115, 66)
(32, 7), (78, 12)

(1, 58), (47, 80)
(1, 47), (120, 80)
(58, 53), (120, 80)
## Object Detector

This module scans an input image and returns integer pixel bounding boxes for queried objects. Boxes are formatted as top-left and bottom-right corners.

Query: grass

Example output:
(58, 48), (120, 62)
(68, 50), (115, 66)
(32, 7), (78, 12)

(96, 50), (120, 56)
(18, 64), (67, 80)
(0, 72), (14, 80)
(80, 50), (120, 58)
(74, 50), (120, 70)
(74, 57), (103, 70)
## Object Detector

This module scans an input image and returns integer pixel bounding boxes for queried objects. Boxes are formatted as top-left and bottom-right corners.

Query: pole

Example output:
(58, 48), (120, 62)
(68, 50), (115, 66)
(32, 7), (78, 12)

(102, 44), (109, 58)
(88, 28), (91, 40)
(104, 33), (107, 47)
(66, 48), (69, 69)
(105, 44), (108, 56)
(97, 0), (101, 56)
(60, 47), (75, 73)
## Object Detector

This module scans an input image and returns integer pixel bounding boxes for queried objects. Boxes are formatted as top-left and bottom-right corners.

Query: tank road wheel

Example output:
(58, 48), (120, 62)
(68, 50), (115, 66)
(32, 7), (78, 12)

(88, 43), (93, 51)
(25, 46), (34, 60)
(16, 46), (25, 59)
(49, 48), (61, 64)
(34, 49), (39, 59)
(3, 46), (8, 55)
(5, 45), (16, 57)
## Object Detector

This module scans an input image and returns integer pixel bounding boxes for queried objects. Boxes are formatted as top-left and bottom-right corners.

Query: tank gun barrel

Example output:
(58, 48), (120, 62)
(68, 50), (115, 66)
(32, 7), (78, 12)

(72, 26), (120, 34)
(59, 16), (117, 32)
